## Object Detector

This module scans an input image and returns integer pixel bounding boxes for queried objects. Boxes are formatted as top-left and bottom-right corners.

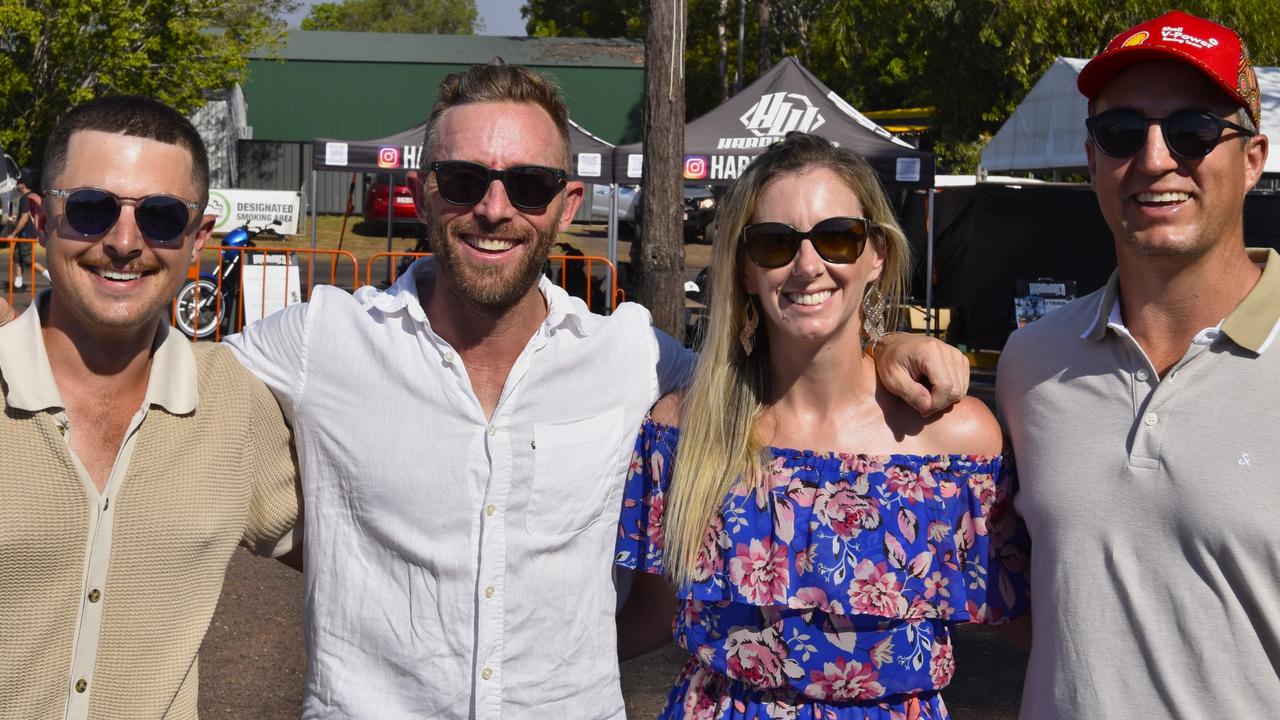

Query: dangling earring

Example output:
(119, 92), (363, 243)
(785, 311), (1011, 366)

(739, 298), (759, 356)
(862, 284), (887, 344)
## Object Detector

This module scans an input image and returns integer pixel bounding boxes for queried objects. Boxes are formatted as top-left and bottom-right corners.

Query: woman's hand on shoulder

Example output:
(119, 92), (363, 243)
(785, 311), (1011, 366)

(927, 395), (1003, 457)
(649, 389), (685, 428)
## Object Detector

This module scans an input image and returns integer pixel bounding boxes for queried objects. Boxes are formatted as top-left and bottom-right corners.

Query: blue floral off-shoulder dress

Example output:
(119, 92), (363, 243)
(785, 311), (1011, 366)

(615, 419), (1031, 720)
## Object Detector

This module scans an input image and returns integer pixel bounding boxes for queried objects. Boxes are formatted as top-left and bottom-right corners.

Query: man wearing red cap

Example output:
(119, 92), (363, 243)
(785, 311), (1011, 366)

(995, 11), (1278, 717)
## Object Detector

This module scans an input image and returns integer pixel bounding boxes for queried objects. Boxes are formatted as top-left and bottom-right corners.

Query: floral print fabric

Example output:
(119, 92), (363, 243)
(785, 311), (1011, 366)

(615, 419), (1030, 719)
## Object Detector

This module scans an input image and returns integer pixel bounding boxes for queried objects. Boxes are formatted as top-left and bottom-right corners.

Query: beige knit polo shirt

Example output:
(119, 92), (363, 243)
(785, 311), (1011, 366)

(0, 298), (300, 720)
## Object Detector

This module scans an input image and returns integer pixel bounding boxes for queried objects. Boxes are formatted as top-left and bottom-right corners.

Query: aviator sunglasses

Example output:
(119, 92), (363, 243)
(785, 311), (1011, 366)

(430, 160), (567, 211)
(44, 187), (201, 246)
(742, 216), (876, 269)
(1086, 108), (1257, 160)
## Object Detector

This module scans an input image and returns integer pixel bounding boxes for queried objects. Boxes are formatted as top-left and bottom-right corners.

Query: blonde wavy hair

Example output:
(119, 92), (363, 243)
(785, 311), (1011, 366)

(663, 132), (912, 587)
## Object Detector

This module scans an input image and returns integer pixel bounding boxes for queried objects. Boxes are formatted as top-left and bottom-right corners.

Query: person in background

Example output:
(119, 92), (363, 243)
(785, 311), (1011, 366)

(615, 132), (1029, 719)
(5, 173), (49, 290)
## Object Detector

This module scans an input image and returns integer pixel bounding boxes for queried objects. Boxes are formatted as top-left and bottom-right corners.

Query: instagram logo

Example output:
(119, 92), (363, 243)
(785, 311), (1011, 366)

(683, 155), (708, 179)
(377, 145), (401, 169)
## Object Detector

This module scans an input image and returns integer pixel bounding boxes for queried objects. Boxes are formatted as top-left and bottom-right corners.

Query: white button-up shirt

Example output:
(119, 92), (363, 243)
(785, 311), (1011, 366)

(225, 259), (692, 719)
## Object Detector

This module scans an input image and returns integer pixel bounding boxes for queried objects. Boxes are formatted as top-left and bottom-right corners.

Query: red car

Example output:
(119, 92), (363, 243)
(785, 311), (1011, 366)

(363, 177), (421, 225)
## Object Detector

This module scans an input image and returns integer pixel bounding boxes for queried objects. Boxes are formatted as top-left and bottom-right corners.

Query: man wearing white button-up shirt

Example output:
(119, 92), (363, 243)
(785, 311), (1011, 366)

(226, 63), (694, 719)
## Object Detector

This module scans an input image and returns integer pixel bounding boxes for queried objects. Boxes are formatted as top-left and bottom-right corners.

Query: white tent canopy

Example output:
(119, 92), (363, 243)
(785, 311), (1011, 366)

(981, 57), (1280, 175)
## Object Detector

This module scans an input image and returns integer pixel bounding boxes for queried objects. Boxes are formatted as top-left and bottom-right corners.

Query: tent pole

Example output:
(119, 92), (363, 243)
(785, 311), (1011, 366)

(309, 168), (317, 297)
(925, 187), (936, 337)
(385, 172), (394, 285)
(607, 182), (619, 276)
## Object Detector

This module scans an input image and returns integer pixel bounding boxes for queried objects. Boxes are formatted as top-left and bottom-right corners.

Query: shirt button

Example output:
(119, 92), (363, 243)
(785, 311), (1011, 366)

(1144, 412), (1159, 426)
(481, 667), (493, 680)
(88, 589), (101, 603)
(485, 504), (496, 517)
(488, 425), (497, 436)
(1135, 369), (1149, 381)
(443, 351), (455, 364)
(484, 585), (495, 598)
(74, 679), (87, 693)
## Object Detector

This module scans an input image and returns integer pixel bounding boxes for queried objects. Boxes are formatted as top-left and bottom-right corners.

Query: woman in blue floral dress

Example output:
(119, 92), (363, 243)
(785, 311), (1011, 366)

(615, 133), (1030, 720)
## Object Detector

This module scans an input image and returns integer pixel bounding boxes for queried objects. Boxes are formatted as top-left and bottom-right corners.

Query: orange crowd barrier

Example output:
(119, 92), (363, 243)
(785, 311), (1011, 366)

(366, 252), (621, 313)
(175, 244), (360, 341)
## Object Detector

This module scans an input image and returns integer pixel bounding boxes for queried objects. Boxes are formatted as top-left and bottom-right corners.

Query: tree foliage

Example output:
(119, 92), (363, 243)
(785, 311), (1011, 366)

(523, 0), (1280, 173)
(0, 0), (295, 168)
(301, 0), (480, 34)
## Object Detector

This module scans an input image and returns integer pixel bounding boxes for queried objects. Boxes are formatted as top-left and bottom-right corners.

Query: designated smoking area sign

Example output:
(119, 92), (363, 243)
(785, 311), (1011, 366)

(205, 189), (303, 235)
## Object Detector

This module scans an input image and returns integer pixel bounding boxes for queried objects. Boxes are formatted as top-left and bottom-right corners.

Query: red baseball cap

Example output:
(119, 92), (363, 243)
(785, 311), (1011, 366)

(1077, 11), (1261, 128)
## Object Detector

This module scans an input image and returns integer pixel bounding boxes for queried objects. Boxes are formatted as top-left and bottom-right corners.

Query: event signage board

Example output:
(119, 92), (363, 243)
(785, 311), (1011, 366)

(205, 189), (303, 235)
(617, 57), (934, 187)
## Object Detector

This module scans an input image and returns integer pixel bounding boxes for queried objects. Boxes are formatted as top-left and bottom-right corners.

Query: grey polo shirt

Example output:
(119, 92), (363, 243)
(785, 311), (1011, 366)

(996, 248), (1280, 719)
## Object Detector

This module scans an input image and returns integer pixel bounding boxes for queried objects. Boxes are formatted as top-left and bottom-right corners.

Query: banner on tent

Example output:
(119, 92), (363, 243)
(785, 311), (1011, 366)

(206, 189), (303, 235)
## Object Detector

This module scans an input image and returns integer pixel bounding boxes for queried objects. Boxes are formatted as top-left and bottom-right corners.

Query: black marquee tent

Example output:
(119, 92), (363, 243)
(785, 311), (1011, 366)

(308, 118), (621, 253)
(311, 118), (617, 181)
(614, 56), (935, 189)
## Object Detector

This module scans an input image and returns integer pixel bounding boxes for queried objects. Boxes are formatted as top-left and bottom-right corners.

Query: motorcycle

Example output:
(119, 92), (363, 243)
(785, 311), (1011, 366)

(174, 219), (281, 339)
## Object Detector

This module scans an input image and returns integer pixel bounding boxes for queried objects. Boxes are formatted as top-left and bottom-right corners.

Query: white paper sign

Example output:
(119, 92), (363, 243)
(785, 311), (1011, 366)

(241, 253), (303, 327)
(895, 157), (921, 183)
(325, 142), (349, 167)
(576, 153), (602, 178)
(205, 189), (303, 235)
(627, 154), (644, 179)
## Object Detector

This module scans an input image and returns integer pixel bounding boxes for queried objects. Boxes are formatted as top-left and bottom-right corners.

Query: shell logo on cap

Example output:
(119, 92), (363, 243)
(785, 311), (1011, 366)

(1122, 31), (1150, 47)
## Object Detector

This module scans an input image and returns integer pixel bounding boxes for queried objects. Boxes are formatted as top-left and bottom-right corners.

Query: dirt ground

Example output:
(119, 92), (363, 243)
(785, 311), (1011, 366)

(199, 549), (1026, 718)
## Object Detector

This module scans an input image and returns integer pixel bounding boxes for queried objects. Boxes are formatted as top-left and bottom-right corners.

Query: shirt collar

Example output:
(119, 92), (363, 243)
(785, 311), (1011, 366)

(363, 256), (593, 337)
(0, 291), (197, 414)
(1080, 248), (1280, 354)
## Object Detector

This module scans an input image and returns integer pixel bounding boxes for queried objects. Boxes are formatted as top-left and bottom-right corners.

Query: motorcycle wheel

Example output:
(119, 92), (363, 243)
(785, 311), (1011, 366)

(174, 278), (226, 339)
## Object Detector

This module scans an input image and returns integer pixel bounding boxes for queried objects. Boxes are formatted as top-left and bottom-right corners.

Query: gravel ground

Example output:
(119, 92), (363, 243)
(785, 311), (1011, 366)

(200, 549), (1026, 718)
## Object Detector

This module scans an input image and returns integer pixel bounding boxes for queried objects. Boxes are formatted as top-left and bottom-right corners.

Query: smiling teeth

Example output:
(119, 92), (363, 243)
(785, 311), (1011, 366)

(464, 236), (517, 252)
(1137, 191), (1190, 203)
(786, 290), (832, 306)
(97, 269), (142, 281)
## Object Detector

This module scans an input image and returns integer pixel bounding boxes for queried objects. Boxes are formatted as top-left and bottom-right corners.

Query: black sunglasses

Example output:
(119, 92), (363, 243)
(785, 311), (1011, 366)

(1086, 108), (1257, 160)
(430, 160), (567, 211)
(742, 216), (876, 269)
(44, 187), (201, 246)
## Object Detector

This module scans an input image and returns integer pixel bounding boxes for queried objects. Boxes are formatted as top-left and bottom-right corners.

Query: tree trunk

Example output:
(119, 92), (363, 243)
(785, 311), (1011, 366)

(735, 0), (745, 93)
(758, 0), (772, 74)
(635, 0), (686, 341)
(717, 0), (729, 101)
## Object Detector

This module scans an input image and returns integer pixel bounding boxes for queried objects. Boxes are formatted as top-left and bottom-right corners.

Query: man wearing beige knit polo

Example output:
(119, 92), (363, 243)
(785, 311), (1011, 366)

(0, 96), (299, 720)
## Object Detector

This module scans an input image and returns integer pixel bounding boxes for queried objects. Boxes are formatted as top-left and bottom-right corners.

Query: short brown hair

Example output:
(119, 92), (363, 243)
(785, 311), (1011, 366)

(422, 63), (572, 169)
(42, 95), (210, 203)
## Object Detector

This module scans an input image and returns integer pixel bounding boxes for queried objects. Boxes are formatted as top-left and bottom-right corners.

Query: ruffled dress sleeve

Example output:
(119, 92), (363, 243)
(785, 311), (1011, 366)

(974, 453), (1032, 622)
(614, 417), (678, 575)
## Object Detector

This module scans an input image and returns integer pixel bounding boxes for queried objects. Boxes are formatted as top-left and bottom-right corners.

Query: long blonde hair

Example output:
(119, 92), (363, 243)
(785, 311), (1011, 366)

(663, 132), (911, 587)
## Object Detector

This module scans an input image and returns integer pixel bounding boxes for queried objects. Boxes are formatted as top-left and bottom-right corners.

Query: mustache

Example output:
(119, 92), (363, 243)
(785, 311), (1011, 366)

(447, 217), (531, 241)
(79, 259), (162, 274)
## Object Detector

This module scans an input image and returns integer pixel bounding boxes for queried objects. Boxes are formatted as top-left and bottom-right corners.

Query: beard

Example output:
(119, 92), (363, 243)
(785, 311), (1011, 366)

(426, 213), (558, 310)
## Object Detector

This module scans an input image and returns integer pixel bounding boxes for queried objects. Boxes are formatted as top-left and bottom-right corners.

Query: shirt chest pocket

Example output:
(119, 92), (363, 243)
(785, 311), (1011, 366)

(525, 409), (624, 536)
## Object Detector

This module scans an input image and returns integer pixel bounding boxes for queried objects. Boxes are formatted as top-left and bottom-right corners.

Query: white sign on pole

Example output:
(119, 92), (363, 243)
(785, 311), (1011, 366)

(576, 153), (602, 178)
(325, 142), (349, 166)
(205, 189), (303, 235)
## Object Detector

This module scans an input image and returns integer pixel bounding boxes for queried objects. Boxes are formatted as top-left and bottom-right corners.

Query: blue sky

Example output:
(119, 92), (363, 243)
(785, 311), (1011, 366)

(284, 0), (526, 35)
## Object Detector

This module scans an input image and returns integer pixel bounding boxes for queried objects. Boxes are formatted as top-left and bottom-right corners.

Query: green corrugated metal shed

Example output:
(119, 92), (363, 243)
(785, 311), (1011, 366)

(245, 31), (644, 145)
